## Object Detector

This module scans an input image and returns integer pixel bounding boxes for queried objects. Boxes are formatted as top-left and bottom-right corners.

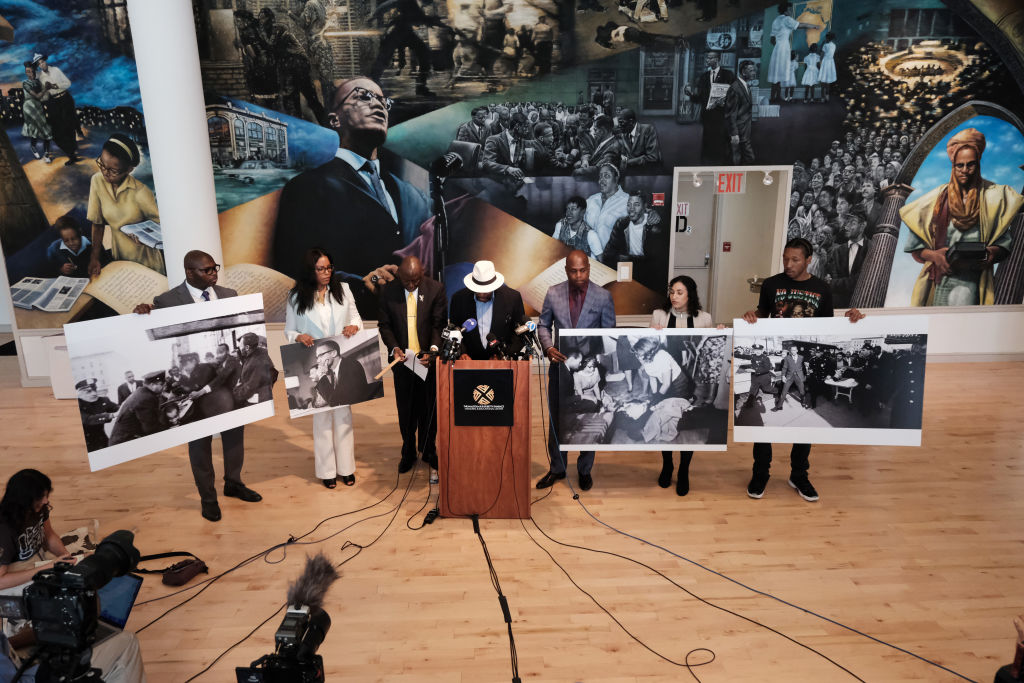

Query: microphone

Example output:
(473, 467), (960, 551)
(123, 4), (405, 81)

(513, 320), (542, 356)
(486, 332), (510, 359)
(440, 318), (477, 363)
(430, 152), (464, 177)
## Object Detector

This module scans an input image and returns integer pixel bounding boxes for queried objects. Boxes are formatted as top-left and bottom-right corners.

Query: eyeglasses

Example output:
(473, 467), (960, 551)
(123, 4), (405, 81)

(340, 86), (393, 111)
(95, 157), (128, 176)
(189, 264), (221, 275)
(314, 266), (333, 273)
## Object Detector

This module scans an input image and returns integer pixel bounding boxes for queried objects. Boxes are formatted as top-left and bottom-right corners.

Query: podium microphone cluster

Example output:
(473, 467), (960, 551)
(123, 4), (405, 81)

(513, 321), (542, 357)
(486, 332), (511, 360)
(440, 318), (477, 363)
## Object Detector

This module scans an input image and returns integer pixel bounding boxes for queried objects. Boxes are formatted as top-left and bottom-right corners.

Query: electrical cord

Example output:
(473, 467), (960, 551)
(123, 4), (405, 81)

(470, 515), (520, 683)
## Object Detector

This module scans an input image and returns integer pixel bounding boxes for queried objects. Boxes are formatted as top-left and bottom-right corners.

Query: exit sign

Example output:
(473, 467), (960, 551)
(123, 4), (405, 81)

(715, 172), (746, 194)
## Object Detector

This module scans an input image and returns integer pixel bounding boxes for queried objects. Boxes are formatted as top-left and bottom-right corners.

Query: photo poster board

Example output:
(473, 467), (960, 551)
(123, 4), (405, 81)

(557, 328), (732, 451)
(63, 294), (274, 471)
(279, 329), (385, 419)
(732, 315), (929, 446)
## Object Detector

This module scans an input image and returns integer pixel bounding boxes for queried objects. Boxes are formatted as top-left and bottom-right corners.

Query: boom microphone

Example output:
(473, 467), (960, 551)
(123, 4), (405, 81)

(286, 553), (339, 611)
(430, 152), (464, 177)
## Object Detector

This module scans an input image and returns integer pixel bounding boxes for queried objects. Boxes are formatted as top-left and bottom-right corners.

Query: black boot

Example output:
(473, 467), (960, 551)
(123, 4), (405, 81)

(658, 451), (673, 488)
(676, 452), (693, 496)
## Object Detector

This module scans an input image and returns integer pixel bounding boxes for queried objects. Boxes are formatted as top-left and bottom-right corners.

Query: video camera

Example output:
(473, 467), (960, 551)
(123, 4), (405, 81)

(236, 554), (337, 683)
(0, 530), (140, 682)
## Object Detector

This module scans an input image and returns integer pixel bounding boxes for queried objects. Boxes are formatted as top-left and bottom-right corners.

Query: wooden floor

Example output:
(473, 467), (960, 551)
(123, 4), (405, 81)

(1, 352), (1022, 682)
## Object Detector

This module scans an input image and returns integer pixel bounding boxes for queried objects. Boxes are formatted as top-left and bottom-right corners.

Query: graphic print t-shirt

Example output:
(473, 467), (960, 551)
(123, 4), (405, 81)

(757, 273), (834, 318)
(0, 513), (46, 566)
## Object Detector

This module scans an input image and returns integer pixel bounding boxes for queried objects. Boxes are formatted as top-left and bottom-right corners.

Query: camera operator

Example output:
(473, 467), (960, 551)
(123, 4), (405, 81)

(0, 470), (146, 682)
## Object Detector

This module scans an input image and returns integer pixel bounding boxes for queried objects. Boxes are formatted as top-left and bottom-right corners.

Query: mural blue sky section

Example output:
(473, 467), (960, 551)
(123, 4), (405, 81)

(0, 0), (142, 109)
(885, 116), (1024, 306)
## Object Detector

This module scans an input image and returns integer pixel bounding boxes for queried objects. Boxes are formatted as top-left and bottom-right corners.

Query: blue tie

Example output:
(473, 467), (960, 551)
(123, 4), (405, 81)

(361, 161), (389, 211)
(201, 290), (210, 301)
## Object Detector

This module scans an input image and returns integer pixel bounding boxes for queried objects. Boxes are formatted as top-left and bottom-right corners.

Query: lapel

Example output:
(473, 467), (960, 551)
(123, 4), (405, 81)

(592, 136), (611, 160)
(172, 282), (194, 305)
(329, 158), (398, 226)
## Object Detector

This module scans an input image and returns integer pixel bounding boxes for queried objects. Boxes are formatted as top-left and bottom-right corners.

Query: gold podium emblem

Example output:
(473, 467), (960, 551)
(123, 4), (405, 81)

(473, 385), (495, 405)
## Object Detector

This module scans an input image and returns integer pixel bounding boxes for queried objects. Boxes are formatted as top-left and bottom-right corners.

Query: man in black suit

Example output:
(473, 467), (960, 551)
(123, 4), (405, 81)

(177, 352), (236, 420)
(108, 371), (167, 446)
(116, 371), (138, 405)
(687, 51), (734, 165)
(456, 106), (492, 147)
(313, 339), (373, 406)
(826, 208), (871, 308)
(449, 260), (528, 361)
(234, 333), (276, 406)
(725, 60), (756, 165)
(272, 77), (432, 316)
(574, 115), (623, 180)
(616, 109), (662, 172)
(482, 111), (531, 191)
(377, 256), (446, 474)
(132, 250), (262, 522)
(773, 346), (807, 411)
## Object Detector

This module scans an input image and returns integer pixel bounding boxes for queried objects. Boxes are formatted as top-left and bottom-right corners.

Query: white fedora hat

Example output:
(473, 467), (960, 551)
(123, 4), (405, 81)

(464, 260), (504, 293)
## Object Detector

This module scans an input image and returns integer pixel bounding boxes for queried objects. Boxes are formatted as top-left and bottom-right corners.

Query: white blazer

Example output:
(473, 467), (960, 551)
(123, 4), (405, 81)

(649, 308), (714, 329)
(284, 283), (363, 341)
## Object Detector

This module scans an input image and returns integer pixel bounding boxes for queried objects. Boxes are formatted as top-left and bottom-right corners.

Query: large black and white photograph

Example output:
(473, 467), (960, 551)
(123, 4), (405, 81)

(732, 316), (928, 446)
(63, 294), (276, 471)
(557, 328), (731, 451)
(280, 329), (385, 419)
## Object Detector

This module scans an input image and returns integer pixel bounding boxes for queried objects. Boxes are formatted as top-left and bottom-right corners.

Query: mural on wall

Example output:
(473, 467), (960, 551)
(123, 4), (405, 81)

(0, 0), (163, 330)
(187, 0), (1024, 322)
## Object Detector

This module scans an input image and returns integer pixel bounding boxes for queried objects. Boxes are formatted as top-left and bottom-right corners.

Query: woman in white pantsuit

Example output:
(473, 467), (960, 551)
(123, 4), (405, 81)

(285, 248), (362, 488)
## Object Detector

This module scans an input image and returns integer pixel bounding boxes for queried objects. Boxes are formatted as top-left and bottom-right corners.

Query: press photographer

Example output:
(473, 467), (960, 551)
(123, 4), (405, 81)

(0, 470), (145, 683)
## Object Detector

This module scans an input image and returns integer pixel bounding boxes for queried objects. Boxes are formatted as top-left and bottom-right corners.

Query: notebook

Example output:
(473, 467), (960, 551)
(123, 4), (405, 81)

(93, 573), (143, 645)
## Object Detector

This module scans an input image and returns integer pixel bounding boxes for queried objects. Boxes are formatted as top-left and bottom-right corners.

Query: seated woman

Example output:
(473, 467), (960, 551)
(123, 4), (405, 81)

(0, 469), (72, 593)
(571, 355), (604, 407)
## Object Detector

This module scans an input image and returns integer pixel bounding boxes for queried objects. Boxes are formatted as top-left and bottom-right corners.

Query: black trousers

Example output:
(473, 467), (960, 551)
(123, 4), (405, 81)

(753, 443), (810, 479)
(188, 426), (245, 504)
(394, 363), (437, 463)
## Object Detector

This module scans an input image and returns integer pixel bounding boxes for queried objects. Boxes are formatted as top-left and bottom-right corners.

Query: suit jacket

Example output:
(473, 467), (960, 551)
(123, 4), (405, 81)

(456, 121), (491, 146)
(781, 354), (805, 381)
(448, 285), (528, 360)
(619, 123), (662, 170)
(724, 79), (753, 139)
(697, 67), (735, 119)
(109, 387), (164, 445)
(537, 281), (616, 356)
(588, 134), (624, 170)
(315, 355), (371, 406)
(272, 155), (431, 290)
(235, 347), (276, 404)
(153, 282), (238, 308)
(284, 283), (362, 342)
(377, 277), (447, 356)
(116, 381), (138, 404)
(602, 215), (661, 265)
(826, 239), (871, 307)
(482, 132), (524, 177)
(182, 362), (237, 418)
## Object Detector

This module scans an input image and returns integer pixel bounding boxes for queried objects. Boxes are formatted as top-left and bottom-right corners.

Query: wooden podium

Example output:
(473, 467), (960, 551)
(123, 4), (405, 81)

(436, 359), (531, 519)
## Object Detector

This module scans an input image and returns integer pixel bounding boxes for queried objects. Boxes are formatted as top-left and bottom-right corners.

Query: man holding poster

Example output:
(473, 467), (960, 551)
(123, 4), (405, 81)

(133, 250), (262, 522)
(741, 237), (863, 503)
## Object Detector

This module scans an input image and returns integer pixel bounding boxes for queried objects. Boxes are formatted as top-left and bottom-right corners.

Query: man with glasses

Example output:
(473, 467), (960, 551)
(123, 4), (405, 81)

(132, 250), (262, 522)
(273, 77), (432, 317)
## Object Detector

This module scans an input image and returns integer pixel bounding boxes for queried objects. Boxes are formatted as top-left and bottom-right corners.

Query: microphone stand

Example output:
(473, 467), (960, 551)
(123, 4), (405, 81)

(430, 171), (449, 290)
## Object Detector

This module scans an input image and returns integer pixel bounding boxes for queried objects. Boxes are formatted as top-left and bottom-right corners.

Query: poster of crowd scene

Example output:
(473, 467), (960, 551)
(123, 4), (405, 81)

(557, 328), (730, 451)
(63, 295), (276, 471)
(732, 315), (928, 447)
(280, 329), (384, 418)
(0, 1), (164, 331)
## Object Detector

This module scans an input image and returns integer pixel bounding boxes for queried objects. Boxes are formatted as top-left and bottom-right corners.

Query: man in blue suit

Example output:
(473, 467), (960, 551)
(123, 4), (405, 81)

(536, 250), (616, 492)
(272, 77), (431, 316)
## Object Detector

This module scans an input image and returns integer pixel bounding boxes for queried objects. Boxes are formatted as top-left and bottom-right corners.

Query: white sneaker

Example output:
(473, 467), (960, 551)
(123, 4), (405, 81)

(32, 150), (41, 159)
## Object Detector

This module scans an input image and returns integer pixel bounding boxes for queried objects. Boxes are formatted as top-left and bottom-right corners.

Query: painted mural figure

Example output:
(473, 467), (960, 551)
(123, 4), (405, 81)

(20, 61), (52, 164)
(33, 53), (80, 165)
(370, 0), (450, 97)
(290, 0), (335, 107)
(256, 8), (326, 124)
(766, 2), (818, 104)
(900, 127), (1023, 306)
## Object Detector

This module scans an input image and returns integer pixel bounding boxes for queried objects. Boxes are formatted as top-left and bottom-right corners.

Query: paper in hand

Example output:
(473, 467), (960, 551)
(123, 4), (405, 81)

(404, 349), (429, 380)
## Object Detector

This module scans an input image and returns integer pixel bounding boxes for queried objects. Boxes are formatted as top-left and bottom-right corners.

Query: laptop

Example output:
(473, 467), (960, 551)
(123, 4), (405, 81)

(93, 573), (143, 645)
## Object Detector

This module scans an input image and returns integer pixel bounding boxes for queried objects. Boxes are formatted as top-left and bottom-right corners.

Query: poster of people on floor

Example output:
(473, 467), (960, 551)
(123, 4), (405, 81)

(63, 294), (276, 471)
(0, 1), (165, 331)
(732, 315), (928, 446)
(279, 329), (385, 418)
(557, 328), (731, 451)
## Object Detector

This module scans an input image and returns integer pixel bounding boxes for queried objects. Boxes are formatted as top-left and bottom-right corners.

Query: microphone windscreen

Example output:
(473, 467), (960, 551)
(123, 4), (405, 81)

(462, 318), (478, 332)
(286, 553), (338, 610)
(526, 321), (537, 332)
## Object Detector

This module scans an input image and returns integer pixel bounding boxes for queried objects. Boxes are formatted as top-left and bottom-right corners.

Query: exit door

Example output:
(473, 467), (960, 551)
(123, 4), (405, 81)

(669, 174), (716, 312)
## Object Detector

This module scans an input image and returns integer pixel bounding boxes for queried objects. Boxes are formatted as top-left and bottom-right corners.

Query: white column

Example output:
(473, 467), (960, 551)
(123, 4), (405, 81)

(126, 0), (220, 284)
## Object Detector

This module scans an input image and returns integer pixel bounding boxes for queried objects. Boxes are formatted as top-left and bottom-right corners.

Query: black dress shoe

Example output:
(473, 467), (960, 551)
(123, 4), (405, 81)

(224, 483), (262, 502)
(323, 478), (337, 489)
(399, 457), (416, 473)
(579, 473), (593, 491)
(535, 471), (566, 489)
(771, 405), (783, 412)
(340, 474), (355, 486)
(201, 501), (221, 522)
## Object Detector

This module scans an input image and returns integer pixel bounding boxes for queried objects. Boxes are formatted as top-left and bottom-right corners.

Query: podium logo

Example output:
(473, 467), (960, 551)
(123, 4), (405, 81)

(473, 384), (495, 405)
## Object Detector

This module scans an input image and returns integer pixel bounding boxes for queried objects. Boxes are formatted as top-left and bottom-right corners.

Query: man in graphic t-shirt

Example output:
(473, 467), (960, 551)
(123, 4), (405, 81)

(741, 237), (864, 503)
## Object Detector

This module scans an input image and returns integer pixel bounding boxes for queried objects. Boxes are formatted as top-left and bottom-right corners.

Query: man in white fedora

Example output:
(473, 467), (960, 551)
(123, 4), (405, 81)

(449, 260), (529, 360)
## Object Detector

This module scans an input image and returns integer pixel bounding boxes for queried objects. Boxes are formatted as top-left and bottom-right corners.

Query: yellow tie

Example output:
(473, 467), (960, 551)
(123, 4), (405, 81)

(406, 290), (421, 353)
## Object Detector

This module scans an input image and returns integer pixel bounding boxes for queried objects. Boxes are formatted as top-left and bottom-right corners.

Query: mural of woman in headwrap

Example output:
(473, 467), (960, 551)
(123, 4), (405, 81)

(900, 127), (1024, 306)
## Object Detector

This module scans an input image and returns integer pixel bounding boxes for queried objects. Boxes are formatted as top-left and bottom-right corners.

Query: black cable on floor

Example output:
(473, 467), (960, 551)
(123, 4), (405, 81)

(469, 515), (520, 683)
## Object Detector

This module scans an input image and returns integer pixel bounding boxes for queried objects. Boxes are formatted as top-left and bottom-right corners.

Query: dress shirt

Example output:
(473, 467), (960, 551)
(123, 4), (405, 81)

(185, 281), (217, 303)
(39, 65), (71, 95)
(626, 219), (645, 255)
(313, 294), (333, 336)
(848, 238), (864, 272)
(505, 129), (519, 164)
(569, 282), (589, 327)
(475, 296), (494, 346)
(335, 147), (398, 222)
